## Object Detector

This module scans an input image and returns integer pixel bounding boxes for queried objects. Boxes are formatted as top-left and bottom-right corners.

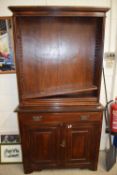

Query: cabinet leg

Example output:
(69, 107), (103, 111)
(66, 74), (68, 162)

(23, 162), (42, 173)
(24, 169), (33, 174)
(23, 163), (33, 174)
(89, 164), (98, 171)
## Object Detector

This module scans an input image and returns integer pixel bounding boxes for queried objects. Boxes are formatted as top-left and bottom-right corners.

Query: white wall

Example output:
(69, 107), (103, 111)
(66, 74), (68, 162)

(111, 0), (117, 99)
(0, 74), (18, 134)
(0, 0), (111, 16)
(0, 0), (117, 150)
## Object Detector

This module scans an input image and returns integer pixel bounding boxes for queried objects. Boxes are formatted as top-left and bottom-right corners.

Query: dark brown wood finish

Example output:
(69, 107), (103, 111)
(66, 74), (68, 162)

(9, 6), (109, 173)
(15, 16), (98, 101)
(9, 6), (109, 16)
(18, 111), (102, 173)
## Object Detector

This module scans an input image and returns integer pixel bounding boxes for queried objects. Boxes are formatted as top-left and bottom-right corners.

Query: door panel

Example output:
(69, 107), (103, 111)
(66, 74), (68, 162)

(20, 120), (60, 167)
(65, 122), (99, 166)
(68, 129), (89, 160)
(30, 127), (58, 164)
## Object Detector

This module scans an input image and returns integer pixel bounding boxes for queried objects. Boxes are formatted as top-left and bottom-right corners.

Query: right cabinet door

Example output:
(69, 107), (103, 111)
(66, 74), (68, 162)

(65, 122), (101, 169)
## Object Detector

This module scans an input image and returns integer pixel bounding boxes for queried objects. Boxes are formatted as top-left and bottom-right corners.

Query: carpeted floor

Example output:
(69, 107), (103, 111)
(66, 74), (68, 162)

(0, 151), (117, 175)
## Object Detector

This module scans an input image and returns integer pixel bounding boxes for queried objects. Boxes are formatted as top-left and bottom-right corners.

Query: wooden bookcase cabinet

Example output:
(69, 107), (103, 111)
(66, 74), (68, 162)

(9, 6), (109, 173)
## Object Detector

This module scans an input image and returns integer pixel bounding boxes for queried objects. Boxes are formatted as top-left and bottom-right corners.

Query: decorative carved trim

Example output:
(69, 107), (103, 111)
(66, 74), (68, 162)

(15, 17), (25, 98)
(94, 18), (103, 86)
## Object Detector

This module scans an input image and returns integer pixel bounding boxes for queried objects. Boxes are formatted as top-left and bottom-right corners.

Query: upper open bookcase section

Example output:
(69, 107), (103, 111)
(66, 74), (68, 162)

(10, 6), (109, 102)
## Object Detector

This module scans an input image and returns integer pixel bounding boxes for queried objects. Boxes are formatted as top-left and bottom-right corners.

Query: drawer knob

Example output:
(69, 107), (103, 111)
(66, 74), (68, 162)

(80, 115), (89, 121)
(68, 124), (72, 128)
(32, 116), (43, 121)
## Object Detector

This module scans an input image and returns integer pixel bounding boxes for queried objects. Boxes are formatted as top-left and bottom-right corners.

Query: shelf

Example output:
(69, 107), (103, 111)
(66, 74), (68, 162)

(24, 84), (98, 99)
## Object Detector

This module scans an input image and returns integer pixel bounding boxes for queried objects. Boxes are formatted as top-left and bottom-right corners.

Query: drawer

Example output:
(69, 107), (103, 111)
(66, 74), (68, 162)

(18, 112), (102, 124)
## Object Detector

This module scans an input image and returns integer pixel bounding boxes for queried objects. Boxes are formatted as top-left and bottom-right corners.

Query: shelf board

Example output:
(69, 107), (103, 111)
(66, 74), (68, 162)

(24, 84), (98, 99)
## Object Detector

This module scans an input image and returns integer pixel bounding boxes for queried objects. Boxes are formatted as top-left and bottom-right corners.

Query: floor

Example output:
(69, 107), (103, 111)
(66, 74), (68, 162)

(0, 152), (117, 175)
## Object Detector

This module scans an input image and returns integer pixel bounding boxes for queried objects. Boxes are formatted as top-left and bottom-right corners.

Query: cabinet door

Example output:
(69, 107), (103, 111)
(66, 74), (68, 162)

(65, 122), (100, 169)
(19, 120), (60, 168)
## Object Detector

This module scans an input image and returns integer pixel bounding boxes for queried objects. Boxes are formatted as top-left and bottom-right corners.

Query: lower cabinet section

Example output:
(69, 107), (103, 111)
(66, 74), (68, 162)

(18, 112), (102, 173)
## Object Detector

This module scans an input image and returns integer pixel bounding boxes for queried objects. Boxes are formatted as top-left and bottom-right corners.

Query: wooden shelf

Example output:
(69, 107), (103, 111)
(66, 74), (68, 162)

(25, 84), (98, 99)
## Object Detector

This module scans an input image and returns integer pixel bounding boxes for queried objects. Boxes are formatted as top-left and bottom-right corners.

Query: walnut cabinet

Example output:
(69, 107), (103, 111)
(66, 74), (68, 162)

(9, 6), (109, 173)
(18, 111), (102, 173)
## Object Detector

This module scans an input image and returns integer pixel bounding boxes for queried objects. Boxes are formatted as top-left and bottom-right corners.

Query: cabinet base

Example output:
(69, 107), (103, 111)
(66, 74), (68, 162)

(23, 165), (98, 174)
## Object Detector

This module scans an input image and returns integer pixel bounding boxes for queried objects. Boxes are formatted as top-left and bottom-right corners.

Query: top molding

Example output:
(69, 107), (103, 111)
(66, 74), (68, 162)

(9, 6), (109, 17)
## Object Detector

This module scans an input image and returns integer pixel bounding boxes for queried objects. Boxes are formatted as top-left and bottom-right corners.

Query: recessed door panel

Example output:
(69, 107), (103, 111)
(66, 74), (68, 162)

(20, 121), (60, 166)
(65, 123), (99, 166)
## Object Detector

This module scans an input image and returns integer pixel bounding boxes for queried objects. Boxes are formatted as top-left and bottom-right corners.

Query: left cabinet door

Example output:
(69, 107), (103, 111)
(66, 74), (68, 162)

(19, 114), (61, 172)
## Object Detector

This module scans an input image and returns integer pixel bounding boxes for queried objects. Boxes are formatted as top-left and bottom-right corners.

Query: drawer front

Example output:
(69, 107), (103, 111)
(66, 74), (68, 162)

(18, 112), (102, 125)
